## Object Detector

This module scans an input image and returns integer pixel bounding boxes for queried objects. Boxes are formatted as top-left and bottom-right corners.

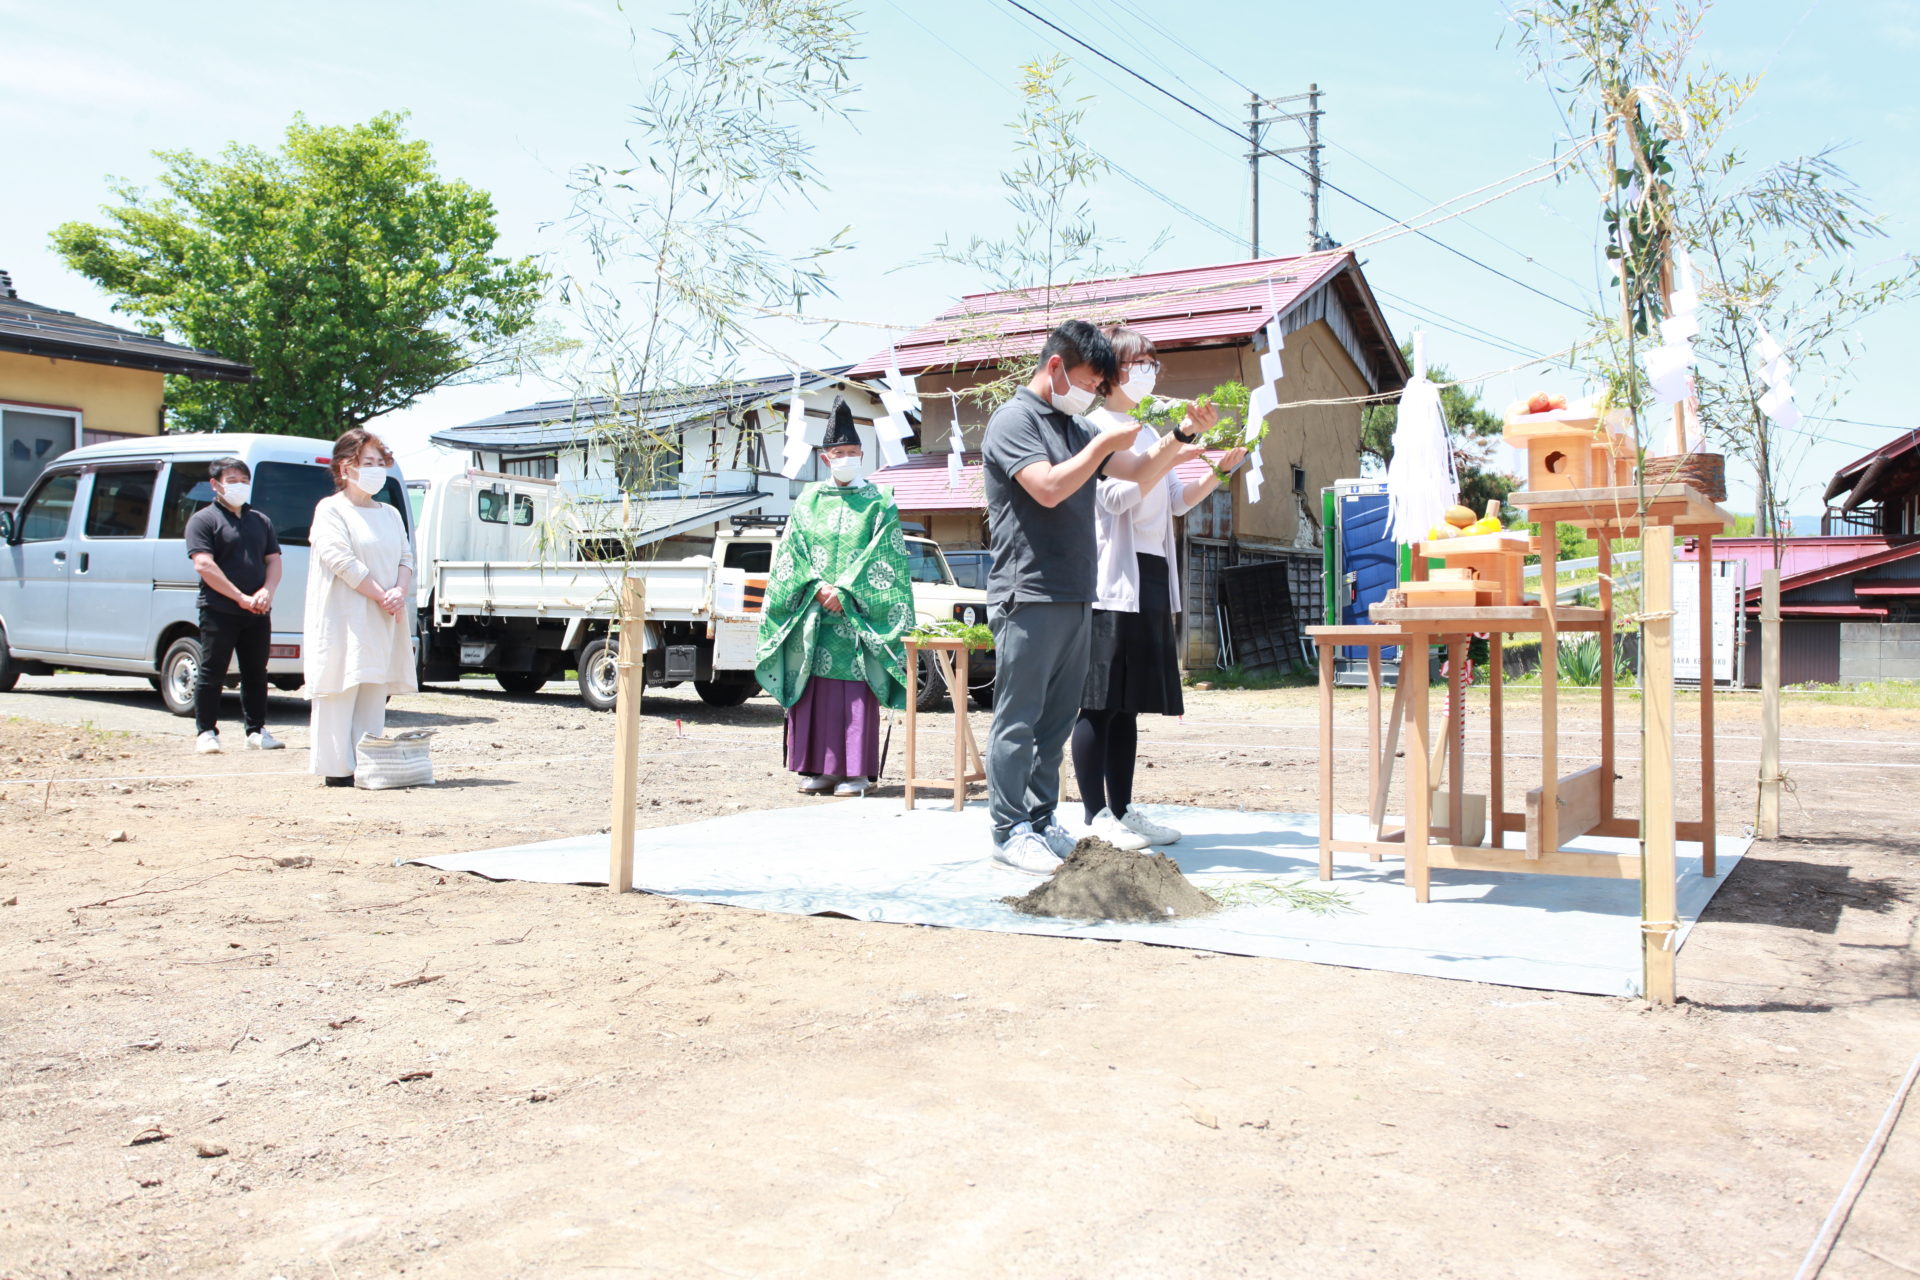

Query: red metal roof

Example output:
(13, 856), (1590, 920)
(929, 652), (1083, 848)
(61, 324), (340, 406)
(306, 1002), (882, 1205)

(1822, 426), (1920, 505)
(848, 252), (1362, 377)
(872, 451), (1226, 512)
(1742, 604), (1890, 618)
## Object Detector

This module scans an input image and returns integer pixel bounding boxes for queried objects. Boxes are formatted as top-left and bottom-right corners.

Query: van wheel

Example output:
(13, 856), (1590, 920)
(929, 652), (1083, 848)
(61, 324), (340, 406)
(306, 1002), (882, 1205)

(577, 638), (619, 712)
(0, 625), (17, 693)
(497, 669), (549, 694)
(159, 636), (203, 717)
(695, 679), (755, 707)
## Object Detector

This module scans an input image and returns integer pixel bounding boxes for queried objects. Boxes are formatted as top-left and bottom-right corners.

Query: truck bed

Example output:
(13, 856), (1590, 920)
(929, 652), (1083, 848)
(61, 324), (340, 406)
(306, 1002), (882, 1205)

(432, 559), (720, 623)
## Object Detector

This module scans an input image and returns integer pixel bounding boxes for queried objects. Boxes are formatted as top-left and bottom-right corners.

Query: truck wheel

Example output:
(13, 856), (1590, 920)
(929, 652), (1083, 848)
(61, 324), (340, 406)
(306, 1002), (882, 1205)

(0, 624), (17, 693)
(914, 651), (950, 712)
(159, 635), (203, 717)
(497, 670), (549, 694)
(694, 679), (755, 707)
(577, 638), (619, 712)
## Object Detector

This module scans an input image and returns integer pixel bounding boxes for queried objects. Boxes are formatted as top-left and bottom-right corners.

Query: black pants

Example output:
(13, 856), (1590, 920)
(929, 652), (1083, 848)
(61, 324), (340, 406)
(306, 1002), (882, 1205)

(195, 609), (272, 735)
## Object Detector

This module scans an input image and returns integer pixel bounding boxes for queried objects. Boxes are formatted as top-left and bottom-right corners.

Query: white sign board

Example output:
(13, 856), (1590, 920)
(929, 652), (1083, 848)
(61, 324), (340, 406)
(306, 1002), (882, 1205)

(1672, 558), (1742, 685)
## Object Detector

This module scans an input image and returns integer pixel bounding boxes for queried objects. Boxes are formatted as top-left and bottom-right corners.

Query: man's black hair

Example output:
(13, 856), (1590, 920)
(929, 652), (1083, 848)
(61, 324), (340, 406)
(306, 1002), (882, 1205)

(209, 457), (251, 481)
(1037, 320), (1119, 393)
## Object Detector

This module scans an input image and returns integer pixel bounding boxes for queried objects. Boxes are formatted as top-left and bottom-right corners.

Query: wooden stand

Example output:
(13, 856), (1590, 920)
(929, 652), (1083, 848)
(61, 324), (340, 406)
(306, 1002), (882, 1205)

(608, 577), (646, 893)
(1309, 482), (1732, 1003)
(902, 638), (986, 811)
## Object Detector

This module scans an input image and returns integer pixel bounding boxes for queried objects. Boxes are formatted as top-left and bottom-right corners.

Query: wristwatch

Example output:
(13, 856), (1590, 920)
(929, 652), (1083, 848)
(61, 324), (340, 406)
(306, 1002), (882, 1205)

(1172, 424), (1198, 443)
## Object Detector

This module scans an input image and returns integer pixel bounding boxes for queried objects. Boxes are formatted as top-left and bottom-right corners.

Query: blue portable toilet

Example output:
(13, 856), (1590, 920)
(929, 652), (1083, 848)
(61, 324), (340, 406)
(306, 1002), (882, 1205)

(1322, 478), (1403, 685)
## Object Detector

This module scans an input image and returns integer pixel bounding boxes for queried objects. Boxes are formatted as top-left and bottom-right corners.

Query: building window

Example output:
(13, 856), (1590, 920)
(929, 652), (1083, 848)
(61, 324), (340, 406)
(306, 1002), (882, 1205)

(615, 440), (682, 492)
(2, 405), (81, 501)
(1292, 465), (1307, 494)
(503, 455), (559, 480)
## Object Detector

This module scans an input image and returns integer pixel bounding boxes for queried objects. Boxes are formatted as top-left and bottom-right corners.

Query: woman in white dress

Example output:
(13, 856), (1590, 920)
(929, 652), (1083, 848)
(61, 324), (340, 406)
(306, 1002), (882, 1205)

(305, 429), (416, 786)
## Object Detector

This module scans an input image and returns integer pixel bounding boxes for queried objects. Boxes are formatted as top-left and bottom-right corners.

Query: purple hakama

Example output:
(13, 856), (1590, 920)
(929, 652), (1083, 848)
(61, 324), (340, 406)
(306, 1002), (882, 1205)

(784, 676), (880, 778)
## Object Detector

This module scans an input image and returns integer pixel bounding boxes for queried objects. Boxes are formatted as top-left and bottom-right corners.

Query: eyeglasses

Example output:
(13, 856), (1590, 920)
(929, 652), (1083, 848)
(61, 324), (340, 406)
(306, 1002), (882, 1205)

(1124, 359), (1162, 373)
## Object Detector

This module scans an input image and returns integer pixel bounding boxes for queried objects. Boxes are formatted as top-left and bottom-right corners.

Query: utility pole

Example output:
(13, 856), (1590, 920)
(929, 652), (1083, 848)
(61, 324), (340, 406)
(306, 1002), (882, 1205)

(1247, 85), (1330, 257)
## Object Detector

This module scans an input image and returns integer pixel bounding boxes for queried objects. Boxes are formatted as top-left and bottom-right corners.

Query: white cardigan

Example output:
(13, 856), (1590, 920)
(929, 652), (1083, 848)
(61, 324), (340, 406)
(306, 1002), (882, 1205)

(1089, 409), (1198, 614)
(302, 492), (417, 699)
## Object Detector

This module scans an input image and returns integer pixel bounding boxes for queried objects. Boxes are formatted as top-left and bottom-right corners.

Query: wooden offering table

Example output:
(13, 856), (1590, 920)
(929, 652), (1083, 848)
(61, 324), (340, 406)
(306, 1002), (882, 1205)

(1310, 477), (1734, 1003)
(901, 637), (986, 811)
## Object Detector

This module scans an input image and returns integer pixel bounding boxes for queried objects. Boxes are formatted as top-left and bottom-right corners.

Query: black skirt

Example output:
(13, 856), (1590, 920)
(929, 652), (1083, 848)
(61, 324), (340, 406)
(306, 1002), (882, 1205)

(1081, 553), (1185, 716)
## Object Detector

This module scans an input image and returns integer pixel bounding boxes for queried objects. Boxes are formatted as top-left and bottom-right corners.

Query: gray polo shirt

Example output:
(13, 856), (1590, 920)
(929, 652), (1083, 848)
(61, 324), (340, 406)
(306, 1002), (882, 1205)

(983, 387), (1101, 605)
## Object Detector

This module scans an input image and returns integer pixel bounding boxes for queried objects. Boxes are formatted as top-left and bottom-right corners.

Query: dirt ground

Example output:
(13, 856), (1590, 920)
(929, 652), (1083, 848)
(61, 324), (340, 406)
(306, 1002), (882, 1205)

(1, 672), (1916, 1279)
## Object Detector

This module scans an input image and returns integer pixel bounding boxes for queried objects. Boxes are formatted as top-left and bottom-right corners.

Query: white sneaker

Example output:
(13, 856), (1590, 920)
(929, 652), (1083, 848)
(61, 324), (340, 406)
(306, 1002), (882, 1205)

(993, 823), (1062, 876)
(1088, 808), (1151, 851)
(832, 779), (868, 797)
(1038, 821), (1080, 860)
(247, 729), (284, 751)
(194, 731), (221, 755)
(1120, 808), (1181, 845)
(798, 774), (839, 795)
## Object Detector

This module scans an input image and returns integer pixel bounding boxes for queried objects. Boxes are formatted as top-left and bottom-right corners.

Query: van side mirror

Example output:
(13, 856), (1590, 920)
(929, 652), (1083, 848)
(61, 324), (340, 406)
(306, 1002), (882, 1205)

(0, 510), (14, 543)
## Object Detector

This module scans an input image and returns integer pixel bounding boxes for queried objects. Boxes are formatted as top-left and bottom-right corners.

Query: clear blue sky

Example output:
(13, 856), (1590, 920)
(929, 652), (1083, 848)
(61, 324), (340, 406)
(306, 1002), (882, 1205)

(3, 0), (1911, 517)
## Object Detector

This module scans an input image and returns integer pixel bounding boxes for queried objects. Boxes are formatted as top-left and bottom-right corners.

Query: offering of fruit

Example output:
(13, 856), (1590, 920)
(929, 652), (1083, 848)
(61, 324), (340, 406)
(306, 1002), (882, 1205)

(1426, 523), (1457, 541)
(1524, 392), (1570, 415)
(1444, 504), (1477, 529)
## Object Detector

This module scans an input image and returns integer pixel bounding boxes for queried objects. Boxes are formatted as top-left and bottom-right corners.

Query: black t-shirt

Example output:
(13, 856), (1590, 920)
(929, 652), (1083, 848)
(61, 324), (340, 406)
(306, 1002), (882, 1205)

(184, 502), (281, 616)
(982, 387), (1100, 604)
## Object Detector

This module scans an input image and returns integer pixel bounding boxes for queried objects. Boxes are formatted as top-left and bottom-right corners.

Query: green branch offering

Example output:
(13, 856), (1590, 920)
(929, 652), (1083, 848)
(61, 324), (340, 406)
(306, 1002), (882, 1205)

(1129, 382), (1266, 481)
(907, 620), (995, 649)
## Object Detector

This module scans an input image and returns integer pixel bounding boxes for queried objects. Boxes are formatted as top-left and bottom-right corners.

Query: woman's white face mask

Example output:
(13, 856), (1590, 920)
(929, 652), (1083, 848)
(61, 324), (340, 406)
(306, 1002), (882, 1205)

(351, 464), (389, 495)
(1120, 363), (1158, 401)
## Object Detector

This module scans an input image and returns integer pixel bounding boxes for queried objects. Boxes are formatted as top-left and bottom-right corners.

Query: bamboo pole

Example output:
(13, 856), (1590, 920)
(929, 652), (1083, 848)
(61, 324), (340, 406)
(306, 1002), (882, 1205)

(608, 576), (647, 894)
(1698, 535), (1717, 876)
(1598, 537), (1616, 821)
(1642, 528), (1678, 1005)
(1759, 569), (1782, 839)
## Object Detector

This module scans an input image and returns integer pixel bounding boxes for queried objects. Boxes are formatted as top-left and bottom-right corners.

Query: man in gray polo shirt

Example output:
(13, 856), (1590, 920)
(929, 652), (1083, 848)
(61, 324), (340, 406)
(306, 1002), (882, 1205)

(981, 320), (1196, 874)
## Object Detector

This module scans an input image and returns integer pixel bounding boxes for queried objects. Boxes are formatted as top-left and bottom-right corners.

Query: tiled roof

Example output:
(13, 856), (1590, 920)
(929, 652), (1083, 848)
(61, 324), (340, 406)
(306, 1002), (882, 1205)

(0, 284), (252, 381)
(870, 450), (1226, 512)
(433, 367), (866, 454)
(847, 252), (1403, 390)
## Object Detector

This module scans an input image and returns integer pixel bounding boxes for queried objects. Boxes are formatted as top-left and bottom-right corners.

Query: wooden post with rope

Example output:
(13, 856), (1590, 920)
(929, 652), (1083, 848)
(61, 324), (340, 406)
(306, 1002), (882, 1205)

(609, 576), (647, 893)
(1641, 528), (1679, 1004)
(1759, 568), (1782, 838)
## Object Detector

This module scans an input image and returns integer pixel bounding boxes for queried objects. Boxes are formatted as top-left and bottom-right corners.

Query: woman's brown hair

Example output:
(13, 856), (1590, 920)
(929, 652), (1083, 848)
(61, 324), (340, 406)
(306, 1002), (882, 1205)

(1104, 324), (1158, 368)
(330, 429), (395, 492)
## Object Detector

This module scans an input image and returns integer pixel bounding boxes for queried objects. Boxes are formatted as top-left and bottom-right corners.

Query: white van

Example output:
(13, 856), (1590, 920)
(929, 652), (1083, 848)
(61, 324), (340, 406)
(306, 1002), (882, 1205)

(0, 433), (409, 713)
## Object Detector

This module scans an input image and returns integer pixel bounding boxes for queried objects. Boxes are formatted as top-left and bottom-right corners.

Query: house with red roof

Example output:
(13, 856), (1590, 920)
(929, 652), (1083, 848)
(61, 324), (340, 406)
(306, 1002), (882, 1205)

(1681, 426), (1920, 684)
(849, 251), (1406, 666)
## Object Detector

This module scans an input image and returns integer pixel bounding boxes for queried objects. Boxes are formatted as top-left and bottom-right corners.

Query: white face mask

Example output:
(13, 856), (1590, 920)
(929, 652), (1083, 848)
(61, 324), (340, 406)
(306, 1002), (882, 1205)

(1047, 364), (1099, 417)
(219, 481), (252, 508)
(351, 464), (388, 495)
(827, 455), (862, 483)
(1121, 364), (1158, 401)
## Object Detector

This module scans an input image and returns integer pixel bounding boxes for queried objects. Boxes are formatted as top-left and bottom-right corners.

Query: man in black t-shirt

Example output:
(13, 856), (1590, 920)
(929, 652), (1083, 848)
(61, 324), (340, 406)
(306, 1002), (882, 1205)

(183, 457), (284, 754)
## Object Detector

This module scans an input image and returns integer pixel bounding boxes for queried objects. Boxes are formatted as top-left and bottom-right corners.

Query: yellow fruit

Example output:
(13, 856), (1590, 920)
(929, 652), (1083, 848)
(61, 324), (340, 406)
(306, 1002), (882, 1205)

(1444, 504), (1477, 528)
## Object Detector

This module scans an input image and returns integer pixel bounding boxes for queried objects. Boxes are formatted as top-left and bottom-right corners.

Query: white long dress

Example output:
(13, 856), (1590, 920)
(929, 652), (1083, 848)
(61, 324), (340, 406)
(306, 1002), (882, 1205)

(303, 493), (417, 698)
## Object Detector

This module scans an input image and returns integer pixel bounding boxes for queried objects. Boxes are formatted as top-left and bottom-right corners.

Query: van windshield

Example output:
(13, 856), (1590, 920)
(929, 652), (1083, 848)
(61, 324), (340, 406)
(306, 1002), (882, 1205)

(254, 462), (409, 546)
(905, 539), (953, 586)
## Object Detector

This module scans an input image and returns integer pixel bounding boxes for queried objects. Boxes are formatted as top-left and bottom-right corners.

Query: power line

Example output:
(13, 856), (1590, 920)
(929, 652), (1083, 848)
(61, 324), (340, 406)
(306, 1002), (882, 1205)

(996, 0), (1589, 316)
(1372, 287), (1547, 361)
(885, 0), (1243, 250)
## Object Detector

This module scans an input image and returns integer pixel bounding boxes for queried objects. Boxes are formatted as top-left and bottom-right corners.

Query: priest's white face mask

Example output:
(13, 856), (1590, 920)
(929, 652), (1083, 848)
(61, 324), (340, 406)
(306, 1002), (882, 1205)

(822, 446), (862, 483)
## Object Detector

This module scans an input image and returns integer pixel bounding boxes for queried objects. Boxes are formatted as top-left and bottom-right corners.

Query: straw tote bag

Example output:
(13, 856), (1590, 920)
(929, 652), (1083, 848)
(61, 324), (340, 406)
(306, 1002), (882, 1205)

(353, 729), (436, 790)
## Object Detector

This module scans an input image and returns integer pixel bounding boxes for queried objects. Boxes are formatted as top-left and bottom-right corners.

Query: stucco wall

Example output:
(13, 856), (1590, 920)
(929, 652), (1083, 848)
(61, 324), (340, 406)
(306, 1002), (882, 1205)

(1231, 320), (1368, 551)
(0, 351), (166, 435)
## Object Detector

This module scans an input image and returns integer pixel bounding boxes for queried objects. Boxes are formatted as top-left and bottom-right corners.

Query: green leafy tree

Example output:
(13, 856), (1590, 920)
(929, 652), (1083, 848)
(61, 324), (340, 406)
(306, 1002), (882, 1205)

(1361, 344), (1519, 517)
(52, 112), (546, 439)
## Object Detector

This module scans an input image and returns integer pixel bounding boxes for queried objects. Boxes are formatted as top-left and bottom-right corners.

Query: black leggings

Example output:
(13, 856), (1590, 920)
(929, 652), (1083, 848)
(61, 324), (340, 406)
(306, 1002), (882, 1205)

(1072, 707), (1138, 824)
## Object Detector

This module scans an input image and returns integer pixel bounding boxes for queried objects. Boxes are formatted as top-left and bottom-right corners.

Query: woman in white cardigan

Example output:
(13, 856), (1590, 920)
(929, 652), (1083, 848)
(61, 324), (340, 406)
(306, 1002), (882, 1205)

(1073, 326), (1245, 849)
(305, 429), (416, 786)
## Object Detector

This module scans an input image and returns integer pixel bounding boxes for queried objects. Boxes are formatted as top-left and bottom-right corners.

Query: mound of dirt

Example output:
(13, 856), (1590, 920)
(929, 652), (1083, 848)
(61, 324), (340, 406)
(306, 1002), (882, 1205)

(1002, 837), (1221, 923)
